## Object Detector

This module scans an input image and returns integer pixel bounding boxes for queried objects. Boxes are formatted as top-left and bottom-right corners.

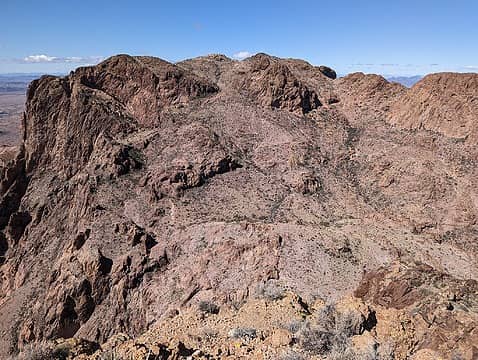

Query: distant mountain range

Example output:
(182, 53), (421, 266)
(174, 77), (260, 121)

(0, 73), (63, 94)
(336, 74), (423, 87)
(0, 74), (41, 94)
(0, 73), (427, 95)
(386, 75), (423, 87)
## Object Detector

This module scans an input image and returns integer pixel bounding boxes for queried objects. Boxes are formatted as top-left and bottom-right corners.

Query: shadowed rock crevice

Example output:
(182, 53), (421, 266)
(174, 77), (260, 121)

(0, 232), (7, 265)
(148, 155), (242, 198)
(5, 210), (31, 244)
(0, 149), (28, 228)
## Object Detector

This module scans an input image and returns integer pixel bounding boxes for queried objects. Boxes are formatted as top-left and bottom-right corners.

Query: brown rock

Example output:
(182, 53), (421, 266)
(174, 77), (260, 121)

(318, 65), (337, 79)
(388, 73), (478, 141)
(238, 53), (322, 114)
(269, 329), (292, 347)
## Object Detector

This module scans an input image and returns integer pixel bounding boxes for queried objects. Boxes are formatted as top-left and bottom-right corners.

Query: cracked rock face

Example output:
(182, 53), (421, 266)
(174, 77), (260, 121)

(1, 53), (478, 359)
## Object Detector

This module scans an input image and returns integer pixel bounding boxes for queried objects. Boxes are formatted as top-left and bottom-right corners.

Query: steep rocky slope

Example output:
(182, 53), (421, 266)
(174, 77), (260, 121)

(1, 54), (478, 359)
(388, 73), (478, 141)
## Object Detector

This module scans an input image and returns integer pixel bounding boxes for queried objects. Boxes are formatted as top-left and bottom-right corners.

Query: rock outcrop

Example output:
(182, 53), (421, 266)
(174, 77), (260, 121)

(318, 65), (337, 80)
(233, 53), (322, 114)
(355, 262), (478, 359)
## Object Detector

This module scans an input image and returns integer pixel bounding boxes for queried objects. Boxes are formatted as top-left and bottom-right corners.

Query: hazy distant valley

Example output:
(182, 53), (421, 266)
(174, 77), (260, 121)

(0, 74), (38, 152)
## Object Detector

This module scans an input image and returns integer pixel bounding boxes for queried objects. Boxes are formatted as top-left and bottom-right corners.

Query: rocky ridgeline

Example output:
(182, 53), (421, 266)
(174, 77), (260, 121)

(1, 53), (478, 359)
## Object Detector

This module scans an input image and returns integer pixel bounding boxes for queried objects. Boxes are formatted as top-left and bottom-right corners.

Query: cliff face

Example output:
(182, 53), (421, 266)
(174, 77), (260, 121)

(1, 54), (478, 359)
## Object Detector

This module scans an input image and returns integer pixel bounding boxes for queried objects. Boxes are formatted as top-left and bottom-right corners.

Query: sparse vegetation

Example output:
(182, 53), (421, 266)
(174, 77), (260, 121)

(255, 280), (286, 301)
(286, 319), (305, 334)
(279, 349), (306, 360)
(98, 351), (127, 360)
(376, 341), (395, 360)
(451, 352), (465, 360)
(288, 153), (302, 169)
(198, 300), (220, 314)
(126, 147), (145, 168)
(300, 326), (334, 355)
(297, 304), (387, 359)
(97, 350), (157, 360)
(7, 341), (67, 360)
(228, 327), (257, 340)
(201, 327), (219, 340)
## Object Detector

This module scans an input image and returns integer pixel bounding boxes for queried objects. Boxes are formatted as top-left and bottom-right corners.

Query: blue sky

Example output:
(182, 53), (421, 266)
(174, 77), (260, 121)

(1, 0), (477, 75)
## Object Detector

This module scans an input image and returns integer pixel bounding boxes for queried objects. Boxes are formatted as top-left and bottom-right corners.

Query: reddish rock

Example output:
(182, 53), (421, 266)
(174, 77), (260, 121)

(388, 73), (478, 141)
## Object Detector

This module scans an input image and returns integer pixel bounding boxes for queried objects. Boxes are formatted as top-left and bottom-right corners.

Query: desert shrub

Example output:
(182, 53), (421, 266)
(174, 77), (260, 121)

(8, 341), (67, 360)
(98, 349), (158, 360)
(286, 319), (305, 334)
(98, 350), (116, 360)
(202, 327), (219, 340)
(300, 326), (334, 354)
(335, 310), (364, 338)
(288, 152), (305, 168)
(451, 353), (465, 360)
(279, 349), (306, 360)
(230, 298), (246, 311)
(298, 304), (369, 358)
(317, 304), (364, 337)
(328, 347), (358, 360)
(376, 341), (395, 360)
(127, 148), (145, 168)
(300, 307), (395, 359)
(198, 300), (220, 314)
(316, 304), (337, 332)
(255, 280), (285, 301)
(228, 327), (257, 340)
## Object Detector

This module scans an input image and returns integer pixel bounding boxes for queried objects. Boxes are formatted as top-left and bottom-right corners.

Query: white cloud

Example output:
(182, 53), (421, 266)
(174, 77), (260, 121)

(24, 54), (57, 63)
(21, 55), (104, 64)
(232, 51), (254, 60)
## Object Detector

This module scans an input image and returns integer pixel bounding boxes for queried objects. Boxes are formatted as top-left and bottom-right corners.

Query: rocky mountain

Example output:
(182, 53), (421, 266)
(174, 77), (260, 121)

(0, 54), (477, 359)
